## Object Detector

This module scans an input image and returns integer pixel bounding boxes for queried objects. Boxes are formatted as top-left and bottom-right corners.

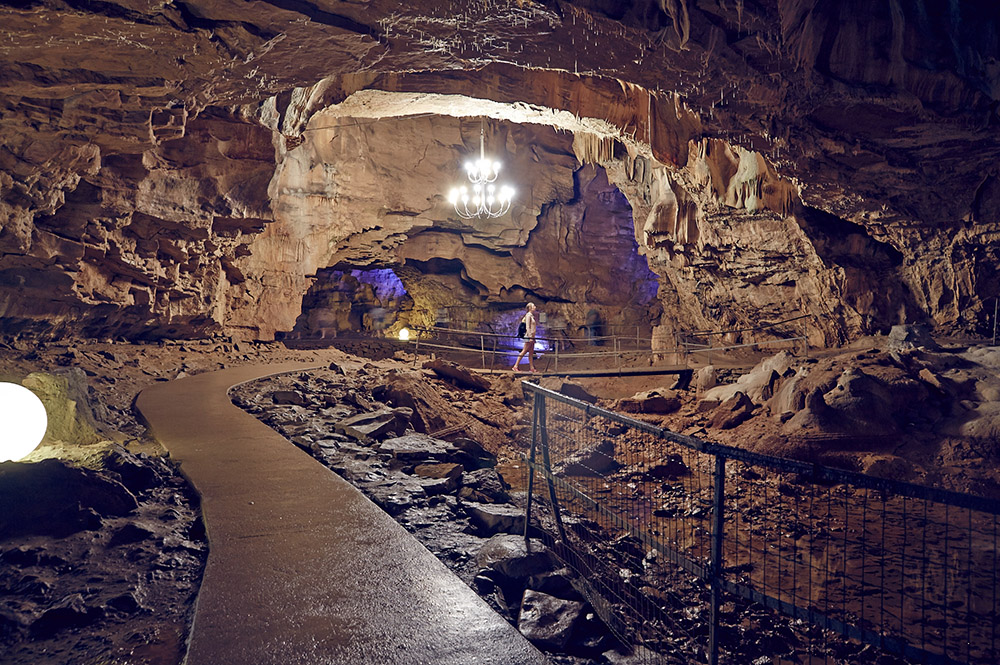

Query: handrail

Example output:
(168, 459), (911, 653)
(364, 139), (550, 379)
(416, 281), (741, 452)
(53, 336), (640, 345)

(409, 324), (651, 347)
(680, 335), (807, 357)
(682, 313), (812, 339)
(521, 380), (1000, 665)
(522, 381), (1000, 513)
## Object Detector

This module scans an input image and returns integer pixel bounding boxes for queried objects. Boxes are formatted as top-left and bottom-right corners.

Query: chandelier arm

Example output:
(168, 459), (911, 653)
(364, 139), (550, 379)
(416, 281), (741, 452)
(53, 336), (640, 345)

(448, 117), (514, 219)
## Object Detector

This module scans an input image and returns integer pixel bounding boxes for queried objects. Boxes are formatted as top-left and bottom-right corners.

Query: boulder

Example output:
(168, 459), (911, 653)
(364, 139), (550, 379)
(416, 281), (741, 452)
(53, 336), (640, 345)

(821, 368), (898, 435)
(646, 454), (689, 480)
(703, 351), (798, 404)
(373, 371), (503, 450)
(270, 390), (307, 406)
(556, 380), (598, 404)
(335, 408), (409, 442)
(21, 370), (101, 445)
(449, 437), (497, 470)
(758, 369), (781, 401)
(694, 365), (717, 393)
(615, 390), (680, 414)
(517, 590), (585, 651)
(783, 387), (834, 432)
(377, 433), (450, 462)
(768, 368), (809, 420)
(459, 468), (512, 504)
(709, 391), (755, 429)
(475, 534), (552, 581)
(464, 501), (526, 535)
(887, 324), (939, 351)
(413, 463), (463, 494)
(557, 439), (619, 477)
(0, 460), (137, 540)
(422, 359), (492, 392)
(413, 462), (463, 480)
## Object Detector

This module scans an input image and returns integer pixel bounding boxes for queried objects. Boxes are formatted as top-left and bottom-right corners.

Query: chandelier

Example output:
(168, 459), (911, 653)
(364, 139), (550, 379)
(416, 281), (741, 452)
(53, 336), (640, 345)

(447, 121), (514, 219)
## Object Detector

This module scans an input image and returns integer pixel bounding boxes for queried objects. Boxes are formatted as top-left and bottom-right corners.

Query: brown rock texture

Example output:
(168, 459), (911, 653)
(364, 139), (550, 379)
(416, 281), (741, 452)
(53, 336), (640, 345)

(1, 0), (998, 342)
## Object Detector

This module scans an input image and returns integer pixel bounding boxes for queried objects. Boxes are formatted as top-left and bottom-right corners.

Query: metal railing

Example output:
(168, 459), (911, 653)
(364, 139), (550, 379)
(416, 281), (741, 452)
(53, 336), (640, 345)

(405, 325), (684, 372)
(678, 314), (812, 362)
(520, 381), (1000, 664)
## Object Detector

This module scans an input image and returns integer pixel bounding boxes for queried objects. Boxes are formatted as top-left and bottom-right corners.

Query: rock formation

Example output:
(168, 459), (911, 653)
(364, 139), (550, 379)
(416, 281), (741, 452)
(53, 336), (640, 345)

(1, 1), (998, 344)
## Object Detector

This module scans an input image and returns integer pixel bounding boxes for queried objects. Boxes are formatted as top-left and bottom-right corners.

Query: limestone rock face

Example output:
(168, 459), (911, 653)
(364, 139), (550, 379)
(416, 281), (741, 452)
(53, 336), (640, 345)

(0, 0), (997, 341)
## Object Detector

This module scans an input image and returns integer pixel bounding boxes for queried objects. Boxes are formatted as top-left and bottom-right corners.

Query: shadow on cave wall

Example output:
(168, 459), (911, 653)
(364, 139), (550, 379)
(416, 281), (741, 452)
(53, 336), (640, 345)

(796, 205), (923, 335)
(282, 163), (664, 348)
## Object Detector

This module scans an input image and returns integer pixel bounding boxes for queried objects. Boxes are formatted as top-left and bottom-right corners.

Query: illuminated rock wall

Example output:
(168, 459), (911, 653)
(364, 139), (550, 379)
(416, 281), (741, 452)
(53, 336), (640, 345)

(1, 0), (997, 342)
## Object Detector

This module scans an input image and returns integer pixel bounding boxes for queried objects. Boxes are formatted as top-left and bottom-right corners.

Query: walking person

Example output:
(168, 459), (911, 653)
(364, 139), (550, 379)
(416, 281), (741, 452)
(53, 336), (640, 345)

(512, 302), (538, 373)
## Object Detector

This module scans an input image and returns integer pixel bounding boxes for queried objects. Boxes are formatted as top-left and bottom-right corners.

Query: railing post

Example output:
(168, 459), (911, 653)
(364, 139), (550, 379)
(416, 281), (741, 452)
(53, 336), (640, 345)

(481, 335), (486, 369)
(524, 389), (540, 545)
(802, 311), (809, 358)
(709, 454), (726, 665)
(554, 341), (559, 372)
(993, 298), (998, 346)
(538, 394), (568, 545)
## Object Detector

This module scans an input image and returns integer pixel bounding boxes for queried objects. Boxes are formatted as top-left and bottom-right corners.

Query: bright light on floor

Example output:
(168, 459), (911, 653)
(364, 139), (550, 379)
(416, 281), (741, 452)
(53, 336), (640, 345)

(0, 382), (48, 462)
(398, 327), (411, 341)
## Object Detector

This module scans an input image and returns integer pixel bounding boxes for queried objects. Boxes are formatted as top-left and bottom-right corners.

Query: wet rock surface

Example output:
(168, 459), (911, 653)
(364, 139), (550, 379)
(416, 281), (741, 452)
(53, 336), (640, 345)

(0, 338), (354, 665)
(0, 451), (206, 665)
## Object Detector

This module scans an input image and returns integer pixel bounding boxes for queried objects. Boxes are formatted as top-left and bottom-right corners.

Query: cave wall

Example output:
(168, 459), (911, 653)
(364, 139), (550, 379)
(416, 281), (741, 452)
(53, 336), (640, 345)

(2, 101), (995, 345)
(1, 0), (999, 343)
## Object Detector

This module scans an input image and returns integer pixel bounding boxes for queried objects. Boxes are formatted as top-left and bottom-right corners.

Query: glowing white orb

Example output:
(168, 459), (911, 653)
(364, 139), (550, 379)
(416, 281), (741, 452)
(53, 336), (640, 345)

(398, 327), (411, 341)
(0, 382), (48, 462)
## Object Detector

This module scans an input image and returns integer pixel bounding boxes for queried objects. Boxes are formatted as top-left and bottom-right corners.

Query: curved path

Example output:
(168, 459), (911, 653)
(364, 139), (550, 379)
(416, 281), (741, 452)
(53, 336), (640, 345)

(136, 362), (548, 665)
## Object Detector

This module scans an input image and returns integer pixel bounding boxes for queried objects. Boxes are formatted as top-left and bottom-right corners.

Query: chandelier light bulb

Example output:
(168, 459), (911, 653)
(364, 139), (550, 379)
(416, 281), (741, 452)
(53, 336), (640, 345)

(0, 382), (48, 462)
(446, 120), (515, 219)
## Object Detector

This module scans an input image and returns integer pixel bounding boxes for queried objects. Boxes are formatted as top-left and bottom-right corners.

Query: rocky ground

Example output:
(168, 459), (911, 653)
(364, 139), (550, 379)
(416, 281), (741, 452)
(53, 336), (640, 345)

(1, 327), (998, 664)
(0, 337), (340, 665)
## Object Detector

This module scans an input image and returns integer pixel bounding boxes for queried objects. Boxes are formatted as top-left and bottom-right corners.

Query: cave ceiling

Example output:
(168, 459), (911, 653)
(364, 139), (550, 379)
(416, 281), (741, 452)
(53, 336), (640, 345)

(1, 0), (999, 342)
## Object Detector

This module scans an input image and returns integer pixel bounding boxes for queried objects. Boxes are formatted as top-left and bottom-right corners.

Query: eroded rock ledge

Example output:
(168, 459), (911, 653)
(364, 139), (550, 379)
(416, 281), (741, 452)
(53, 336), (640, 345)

(1, 0), (998, 343)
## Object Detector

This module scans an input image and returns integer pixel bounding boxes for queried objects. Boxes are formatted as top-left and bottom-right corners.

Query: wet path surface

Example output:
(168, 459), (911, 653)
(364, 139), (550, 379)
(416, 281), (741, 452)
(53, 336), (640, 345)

(136, 362), (548, 665)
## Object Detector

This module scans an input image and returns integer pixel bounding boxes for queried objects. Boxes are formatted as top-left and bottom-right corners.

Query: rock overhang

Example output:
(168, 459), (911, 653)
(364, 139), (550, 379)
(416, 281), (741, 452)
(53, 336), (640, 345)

(1, 0), (999, 341)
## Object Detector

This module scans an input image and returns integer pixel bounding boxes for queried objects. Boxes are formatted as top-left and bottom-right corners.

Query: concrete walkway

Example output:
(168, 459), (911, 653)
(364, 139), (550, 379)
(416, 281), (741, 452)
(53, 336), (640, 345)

(135, 362), (548, 665)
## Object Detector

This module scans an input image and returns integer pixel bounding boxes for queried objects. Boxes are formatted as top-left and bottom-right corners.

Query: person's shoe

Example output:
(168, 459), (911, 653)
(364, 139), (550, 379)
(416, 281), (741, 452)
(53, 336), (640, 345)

(529, 368), (538, 373)
(511, 366), (519, 372)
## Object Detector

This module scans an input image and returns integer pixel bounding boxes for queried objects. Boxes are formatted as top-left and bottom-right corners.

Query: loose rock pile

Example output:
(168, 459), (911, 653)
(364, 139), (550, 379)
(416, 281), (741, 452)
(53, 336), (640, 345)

(0, 447), (206, 664)
(232, 368), (634, 664)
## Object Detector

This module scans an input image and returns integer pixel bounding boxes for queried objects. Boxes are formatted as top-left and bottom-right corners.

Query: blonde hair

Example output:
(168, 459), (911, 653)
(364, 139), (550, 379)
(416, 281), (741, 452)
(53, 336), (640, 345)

(526, 302), (536, 310)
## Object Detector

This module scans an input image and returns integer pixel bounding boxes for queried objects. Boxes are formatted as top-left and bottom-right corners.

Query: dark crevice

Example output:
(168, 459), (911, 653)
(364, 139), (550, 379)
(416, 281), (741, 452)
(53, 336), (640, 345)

(798, 206), (903, 269)
(253, 0), (382, 42)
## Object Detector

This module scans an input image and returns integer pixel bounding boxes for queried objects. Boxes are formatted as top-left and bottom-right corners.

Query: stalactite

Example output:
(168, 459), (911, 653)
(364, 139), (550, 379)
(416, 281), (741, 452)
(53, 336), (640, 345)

(659, 0), (691, 50)
(571, 132), (615, 165)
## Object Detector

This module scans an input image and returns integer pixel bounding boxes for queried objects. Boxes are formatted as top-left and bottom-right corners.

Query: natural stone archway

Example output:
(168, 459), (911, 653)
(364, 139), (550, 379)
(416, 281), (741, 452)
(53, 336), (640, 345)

(272, 111), (665, 342)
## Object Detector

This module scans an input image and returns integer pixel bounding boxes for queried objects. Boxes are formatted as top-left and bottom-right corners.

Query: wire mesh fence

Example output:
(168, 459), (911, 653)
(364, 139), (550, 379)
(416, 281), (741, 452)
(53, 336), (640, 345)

(519, 382), (1000, 665)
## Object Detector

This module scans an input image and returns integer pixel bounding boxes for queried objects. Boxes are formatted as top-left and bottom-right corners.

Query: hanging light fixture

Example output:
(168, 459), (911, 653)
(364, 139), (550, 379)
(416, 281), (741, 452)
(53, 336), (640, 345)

(447, 119), (514, 219)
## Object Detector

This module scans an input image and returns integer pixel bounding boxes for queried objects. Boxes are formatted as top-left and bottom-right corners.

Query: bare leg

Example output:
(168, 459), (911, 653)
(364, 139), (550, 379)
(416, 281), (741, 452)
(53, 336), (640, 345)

(513, 340), (529, 371)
